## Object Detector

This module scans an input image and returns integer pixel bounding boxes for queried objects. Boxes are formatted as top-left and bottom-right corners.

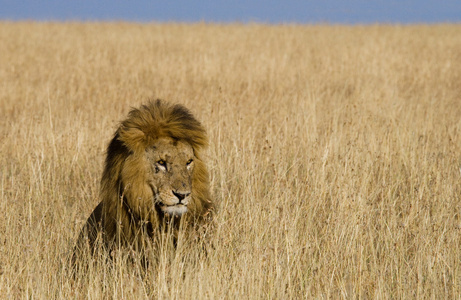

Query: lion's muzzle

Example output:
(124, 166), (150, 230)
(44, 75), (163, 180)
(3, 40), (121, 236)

(155, 189), (191, 217)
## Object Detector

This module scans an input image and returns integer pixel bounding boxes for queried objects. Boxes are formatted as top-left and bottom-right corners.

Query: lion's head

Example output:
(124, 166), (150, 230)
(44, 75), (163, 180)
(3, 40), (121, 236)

(74, 100), (213, 255)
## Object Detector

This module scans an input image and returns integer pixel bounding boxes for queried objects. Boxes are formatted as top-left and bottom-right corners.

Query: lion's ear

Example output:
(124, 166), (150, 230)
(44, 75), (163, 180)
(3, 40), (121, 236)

(118, 126), (147, 153)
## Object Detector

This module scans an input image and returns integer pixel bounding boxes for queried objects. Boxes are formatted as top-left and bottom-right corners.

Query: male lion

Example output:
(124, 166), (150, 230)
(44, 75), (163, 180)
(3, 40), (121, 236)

(73, 100), (213, 260)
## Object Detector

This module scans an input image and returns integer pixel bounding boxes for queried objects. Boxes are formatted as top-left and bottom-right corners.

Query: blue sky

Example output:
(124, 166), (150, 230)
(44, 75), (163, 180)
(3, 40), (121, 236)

(0, 0), (460, 24)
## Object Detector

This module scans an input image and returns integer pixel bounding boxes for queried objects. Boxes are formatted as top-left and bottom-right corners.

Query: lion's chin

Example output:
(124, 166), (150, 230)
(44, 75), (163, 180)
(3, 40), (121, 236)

(160, 204), (188, 217)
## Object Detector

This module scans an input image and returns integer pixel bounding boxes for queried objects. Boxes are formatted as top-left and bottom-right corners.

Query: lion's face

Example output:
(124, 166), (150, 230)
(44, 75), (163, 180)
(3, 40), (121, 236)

(145, 137), (195, 217)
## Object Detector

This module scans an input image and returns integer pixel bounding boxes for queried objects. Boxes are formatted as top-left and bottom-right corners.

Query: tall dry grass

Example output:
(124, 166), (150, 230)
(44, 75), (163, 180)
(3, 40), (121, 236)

(0, 22), (460, 298)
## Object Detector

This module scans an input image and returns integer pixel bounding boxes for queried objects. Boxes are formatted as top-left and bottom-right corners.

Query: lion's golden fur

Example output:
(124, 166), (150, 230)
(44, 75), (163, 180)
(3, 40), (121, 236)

(74, 100), (213, 258)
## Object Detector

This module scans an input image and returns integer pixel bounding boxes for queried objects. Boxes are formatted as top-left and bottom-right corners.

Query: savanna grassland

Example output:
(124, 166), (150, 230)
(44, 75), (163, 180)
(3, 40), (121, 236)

(0, 22), (460, 298)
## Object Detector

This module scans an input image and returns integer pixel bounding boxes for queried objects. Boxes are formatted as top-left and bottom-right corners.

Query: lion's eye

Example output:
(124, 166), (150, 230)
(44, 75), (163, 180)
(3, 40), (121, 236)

(186, 159), (193, 165)
(157, 159), (166, 166)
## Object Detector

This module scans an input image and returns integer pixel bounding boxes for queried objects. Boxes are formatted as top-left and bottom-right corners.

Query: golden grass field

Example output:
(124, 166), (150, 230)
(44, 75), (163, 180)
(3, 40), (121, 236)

(0, 22), (460, 298)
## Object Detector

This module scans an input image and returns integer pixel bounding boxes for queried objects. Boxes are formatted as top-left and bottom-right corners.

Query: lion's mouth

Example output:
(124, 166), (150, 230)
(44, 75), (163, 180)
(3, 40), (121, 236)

(159, 204), (188, 217)
(151, 186), (189, 217)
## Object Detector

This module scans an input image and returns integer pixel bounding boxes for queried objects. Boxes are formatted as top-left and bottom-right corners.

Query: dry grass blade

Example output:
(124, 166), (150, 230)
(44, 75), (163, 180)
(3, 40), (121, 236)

(0, 22), (460, 298)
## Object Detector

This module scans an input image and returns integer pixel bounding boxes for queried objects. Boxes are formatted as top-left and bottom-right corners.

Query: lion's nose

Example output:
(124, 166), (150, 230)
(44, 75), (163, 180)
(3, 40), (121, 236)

(172, 191), (190, 203)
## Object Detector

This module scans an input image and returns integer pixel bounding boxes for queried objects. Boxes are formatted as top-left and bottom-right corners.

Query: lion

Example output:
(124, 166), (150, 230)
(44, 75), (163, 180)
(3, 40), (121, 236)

(73, 100), (213, 261)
